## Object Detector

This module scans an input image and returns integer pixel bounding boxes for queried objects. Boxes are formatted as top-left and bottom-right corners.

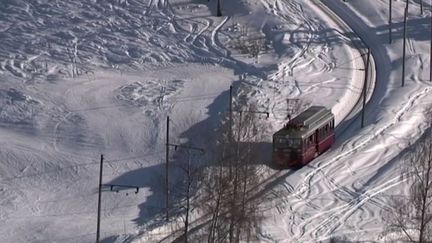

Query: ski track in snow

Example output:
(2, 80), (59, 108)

(0, 1), (240, 242)
(0, 0), (233, 81)
(255, 0), (432, 242)
(1, 0), (431, 242)
(261, 85), (432, 242)
(262, 0), (319, 82)
(248, 0), (361, 133)
(137, 0), (373, 241)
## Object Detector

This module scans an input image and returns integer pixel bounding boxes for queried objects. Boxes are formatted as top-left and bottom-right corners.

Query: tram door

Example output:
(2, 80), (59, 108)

(314, 129), (320, 155)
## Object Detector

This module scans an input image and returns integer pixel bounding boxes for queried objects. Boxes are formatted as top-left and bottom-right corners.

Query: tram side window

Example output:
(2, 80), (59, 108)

(307, 135), (313, 148)
(319, 120), (335, 140)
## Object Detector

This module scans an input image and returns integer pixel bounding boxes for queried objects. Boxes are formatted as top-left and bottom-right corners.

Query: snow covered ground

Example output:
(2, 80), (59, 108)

(0, 0), (431, 242)
(258, 1), (432, 242)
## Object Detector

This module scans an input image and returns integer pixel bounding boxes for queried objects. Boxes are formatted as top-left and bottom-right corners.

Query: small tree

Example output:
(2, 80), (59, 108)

(384, 119), (432, 242)
(200, 103), (264, 242)
(228, 25), (269, 63)
(171, 148), (204, 243)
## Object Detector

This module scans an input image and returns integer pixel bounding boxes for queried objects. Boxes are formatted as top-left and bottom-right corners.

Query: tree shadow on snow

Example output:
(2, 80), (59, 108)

(105, 78), (282, 239)
(101, 2), (432, 239)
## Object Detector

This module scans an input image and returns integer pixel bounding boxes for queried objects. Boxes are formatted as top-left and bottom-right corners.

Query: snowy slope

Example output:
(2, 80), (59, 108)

(0, 0), (430, 242)
(257, 1), (432, 242)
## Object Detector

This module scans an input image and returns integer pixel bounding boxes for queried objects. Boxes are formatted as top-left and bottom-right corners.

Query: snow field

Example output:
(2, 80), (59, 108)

(1, 0), (430, 242)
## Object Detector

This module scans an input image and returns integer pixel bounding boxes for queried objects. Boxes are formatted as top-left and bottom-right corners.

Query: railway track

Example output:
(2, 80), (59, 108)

(132, 0), (377, 242)
(311, 1), (376, 138)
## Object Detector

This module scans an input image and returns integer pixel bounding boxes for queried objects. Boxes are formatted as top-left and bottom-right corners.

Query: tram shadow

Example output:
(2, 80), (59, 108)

(217, 140), (289, 170)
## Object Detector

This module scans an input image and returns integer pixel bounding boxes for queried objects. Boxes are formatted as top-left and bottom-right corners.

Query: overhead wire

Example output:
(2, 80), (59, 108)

(0, 150), (164, 183)
(65, 92), (223, 113)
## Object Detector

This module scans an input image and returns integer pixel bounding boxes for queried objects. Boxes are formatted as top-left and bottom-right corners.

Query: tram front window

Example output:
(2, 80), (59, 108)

(274, 136), (301, 150)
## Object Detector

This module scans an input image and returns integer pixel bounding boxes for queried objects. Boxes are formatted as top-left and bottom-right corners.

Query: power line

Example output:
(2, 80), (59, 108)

(0, 150), (164, 183)
(6, 201), (143, 220)
(66, 92), (222, 113)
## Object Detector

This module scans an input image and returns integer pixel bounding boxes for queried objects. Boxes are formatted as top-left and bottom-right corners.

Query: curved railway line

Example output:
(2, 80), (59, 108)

(136, 0), (378, 242)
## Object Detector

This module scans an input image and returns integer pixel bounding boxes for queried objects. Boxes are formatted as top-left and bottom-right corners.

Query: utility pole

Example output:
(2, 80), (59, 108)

(389, 0), (392, 44)
(420, 0), (423, 15)
(216, 0), (222, 17)
(361, 48), (371, 128)
(430, 6), (432, 81)
(165, 118), (204, 224)
(184, 151), (192, 243)
(402, 4), (408, 87)
(96, 154), (104, 243)
(229, 85), (233, 141)
(229, 85), (233, 178)
(165, 116), (170, 221)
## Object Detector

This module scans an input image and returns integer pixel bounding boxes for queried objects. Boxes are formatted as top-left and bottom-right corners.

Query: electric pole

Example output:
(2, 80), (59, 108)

(165, 116), (205, 223)
(217, 0), (222, 17)
(402, 4), (408, 87)
(389, 0), (393, 44)
(229, 85), (233, 141)
(420, 0), (423, 15)
(96, 154), (104, 243)
(361, 48), (371, 128)
(166, 116), (170, 221)
(229, 85), (233, 178)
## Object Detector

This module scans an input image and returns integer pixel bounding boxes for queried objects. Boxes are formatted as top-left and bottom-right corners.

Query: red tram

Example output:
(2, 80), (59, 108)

(272, 106), (335, 168)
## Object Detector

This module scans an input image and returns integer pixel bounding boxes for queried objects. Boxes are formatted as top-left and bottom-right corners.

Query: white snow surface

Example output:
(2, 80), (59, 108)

(0, 0), (430, 242)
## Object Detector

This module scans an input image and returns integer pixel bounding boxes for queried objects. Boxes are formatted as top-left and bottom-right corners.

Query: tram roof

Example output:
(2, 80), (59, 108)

(274, 106), (334, 138)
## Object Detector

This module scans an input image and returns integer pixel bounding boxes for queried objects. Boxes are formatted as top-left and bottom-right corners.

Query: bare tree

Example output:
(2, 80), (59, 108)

(165, 100), (266, 242)
(232, 106), (264, 242)
(384, 121), (432, 242)
(171, 148), (204, 243)
(198, 103), (264, 243)
(228, 24), (270, 63)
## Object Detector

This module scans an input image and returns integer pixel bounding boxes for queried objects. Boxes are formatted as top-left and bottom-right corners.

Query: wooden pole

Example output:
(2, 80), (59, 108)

(361, 48), (371, 128)
(430, 8), (432, 81)
(166, 116), (169, 221)
(229, 85), (233, 178)
(389, 0), (393, 44)
(402, 5), (408, 87)
(216, 0), (222, 17)
(184, 152), (191, 243)
(420, 0), (423, 15)
(96, 154), (104, 243)
(229, 85), (233, 141)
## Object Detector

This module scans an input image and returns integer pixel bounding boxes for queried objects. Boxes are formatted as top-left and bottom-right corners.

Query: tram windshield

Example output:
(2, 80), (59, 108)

(273, 136), (301, 149)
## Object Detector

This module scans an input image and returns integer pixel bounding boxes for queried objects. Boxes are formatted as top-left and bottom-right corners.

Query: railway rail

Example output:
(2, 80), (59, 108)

(133, 1), (377, 242)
